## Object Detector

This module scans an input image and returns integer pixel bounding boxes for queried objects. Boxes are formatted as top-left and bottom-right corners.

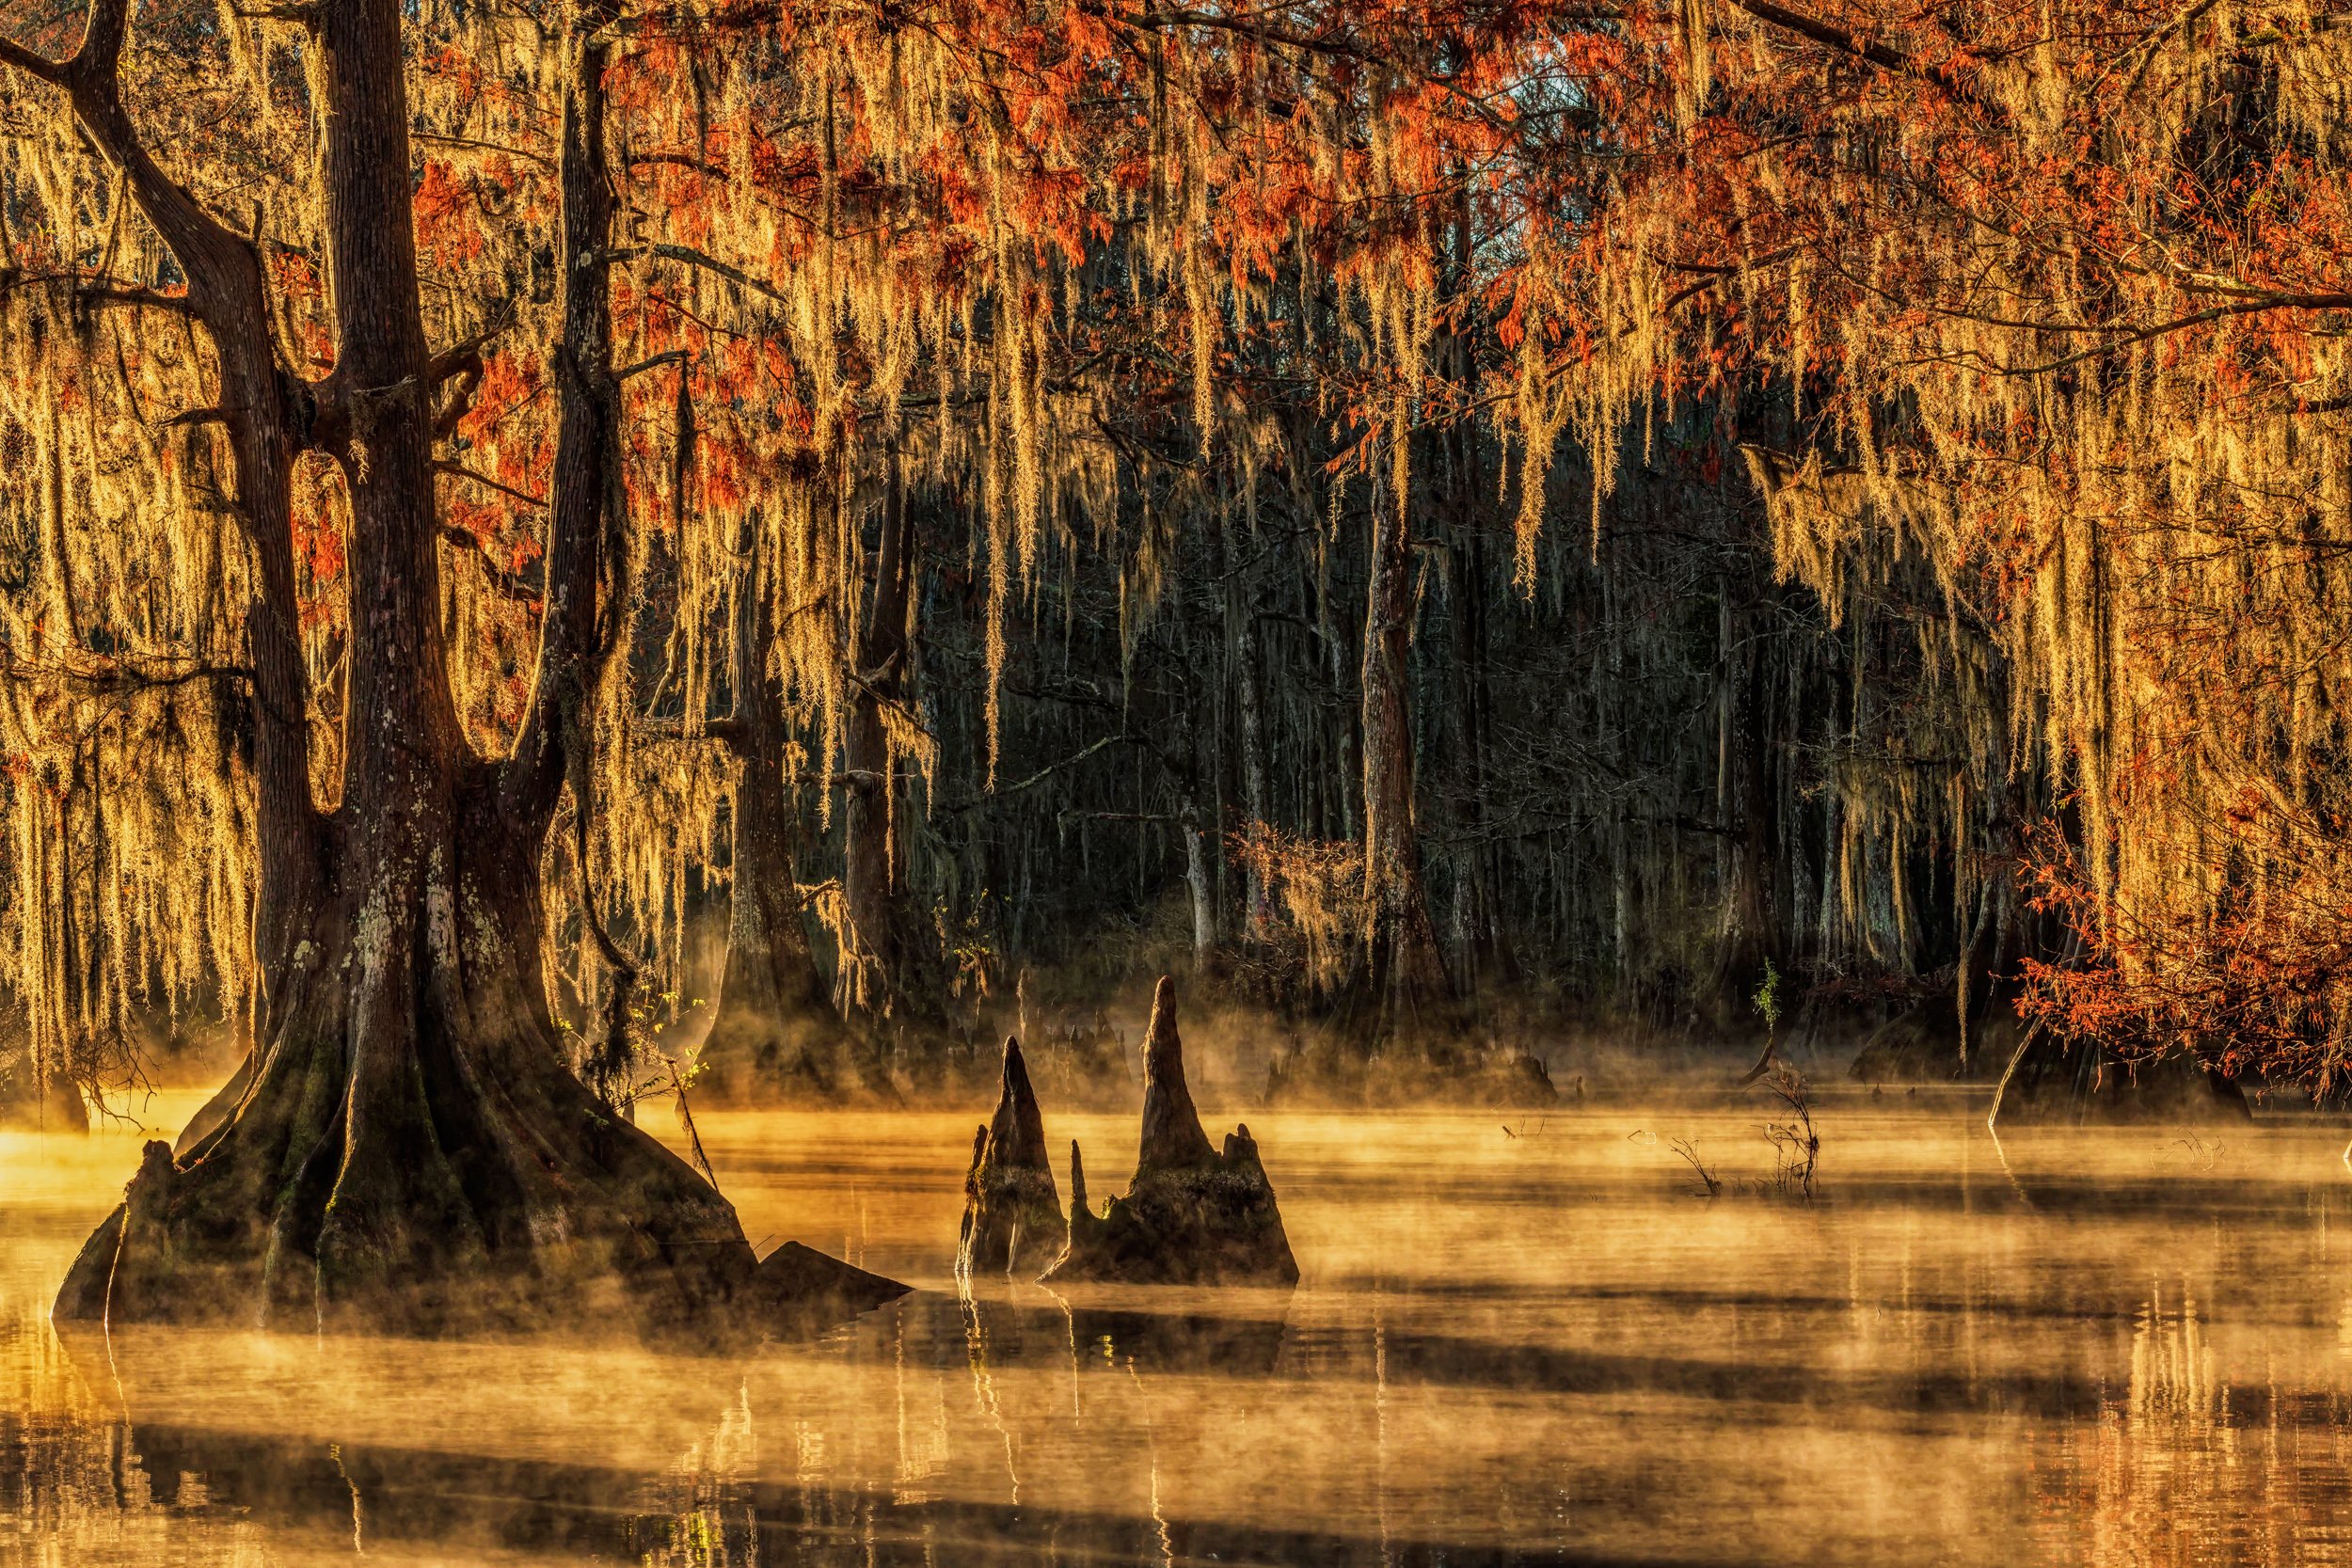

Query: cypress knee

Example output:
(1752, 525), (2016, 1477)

(1044, 978), (1298, 1286)
(957, 1037), (1067, 1279)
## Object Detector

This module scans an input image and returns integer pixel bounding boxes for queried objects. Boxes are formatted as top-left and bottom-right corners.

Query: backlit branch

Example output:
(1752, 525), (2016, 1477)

(1724, 0), (1988, 105)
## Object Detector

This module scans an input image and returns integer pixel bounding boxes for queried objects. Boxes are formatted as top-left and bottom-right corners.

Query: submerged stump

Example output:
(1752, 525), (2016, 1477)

(754, 1241), (914, 1334)
(957, 1037), (1067, 1280)
(1043, 978), (1298, 1287)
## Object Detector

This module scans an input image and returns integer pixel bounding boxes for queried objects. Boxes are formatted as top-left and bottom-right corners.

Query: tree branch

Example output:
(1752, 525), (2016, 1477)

(1724, 0), (1987, 105)
(438, 523), (545, 604)
(0, 34), (67, 84)
(435, 458), (548, 509)
(617, 348), (690, 382)
(936, 732), (1151, 814)
(63, 0), (131, 92)
(0, 267), (197, 317)
(1980, 293), (2352, 378)
(415, 130), (554, 171)
(0, 653), (253, 696)
(607, 243), (791, 306)
(77, 281), (200, 315)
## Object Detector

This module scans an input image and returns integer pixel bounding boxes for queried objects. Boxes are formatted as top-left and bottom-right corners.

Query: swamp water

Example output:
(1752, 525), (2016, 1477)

(7, 1096), (2352, 1565)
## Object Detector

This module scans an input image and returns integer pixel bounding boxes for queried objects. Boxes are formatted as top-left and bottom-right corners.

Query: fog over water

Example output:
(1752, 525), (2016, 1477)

(7, 1093), (2352, 1565)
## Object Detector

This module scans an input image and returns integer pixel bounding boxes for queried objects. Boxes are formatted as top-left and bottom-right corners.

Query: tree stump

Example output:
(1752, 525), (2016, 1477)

(1043, 978), (1298, 1287)
(957, 1036), (1067, 1280)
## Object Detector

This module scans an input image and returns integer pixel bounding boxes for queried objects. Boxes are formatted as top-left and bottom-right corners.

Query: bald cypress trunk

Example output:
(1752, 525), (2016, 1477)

(54, 0), (759, 1335)
(841, 453), (918, 1019)
(1045, 978), (1296, 1285)
(1360, 495), (1450, 1026)
(695, 511), (844, 1103)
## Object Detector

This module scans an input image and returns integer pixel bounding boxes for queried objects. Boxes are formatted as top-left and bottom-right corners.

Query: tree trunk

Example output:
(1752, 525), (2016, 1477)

(1359, 493), (1450, 1025)
(39, 0), (326, 1010)
(1185, 824), (1216, 965)
(1233, 595), (1271, 937)
(53, 0), (759, 1335)
(696, 517), (846, 1103)
(1442, 471), (1505, 994)
(1708, 584), (1781, 1022)
(842, 451), (918, 1017)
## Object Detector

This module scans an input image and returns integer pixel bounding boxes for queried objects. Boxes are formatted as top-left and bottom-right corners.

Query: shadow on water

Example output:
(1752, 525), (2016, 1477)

(90, 1423), (1715, 1568)
(960, 1285), (1295, 1378)
(34, 1311), (1708, 1568)
(961, 1290), (2122, 1418)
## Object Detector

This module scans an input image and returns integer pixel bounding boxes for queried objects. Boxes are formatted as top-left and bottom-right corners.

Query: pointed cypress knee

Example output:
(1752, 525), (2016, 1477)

(1065, 1138), (1105, 1253)
(1042, 978), (1298, 1286)
(957, 1037), (1068, 1280)
(1137, 975), (1216, 1173)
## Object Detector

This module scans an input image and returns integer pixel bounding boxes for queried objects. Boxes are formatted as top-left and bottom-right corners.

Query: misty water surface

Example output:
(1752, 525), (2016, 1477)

(7, 1095), (2352, 1565)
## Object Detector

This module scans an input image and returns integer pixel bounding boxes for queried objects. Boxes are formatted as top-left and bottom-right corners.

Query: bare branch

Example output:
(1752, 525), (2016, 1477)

(936, 733), (1141, 814)
(78, 281), (199, 315)
(416, 130), (555, 171)
(0, 31), (68, 85)
(0, 266), (199, 316)
(617, 348), (690, 382)
(1724, 0), (1988, 106)
(435, 458), (548, 510)
(607, 243), (791, 306)
(0, 653), (252, 696)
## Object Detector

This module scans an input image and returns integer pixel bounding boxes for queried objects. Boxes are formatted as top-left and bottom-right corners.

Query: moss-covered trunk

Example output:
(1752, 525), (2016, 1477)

(52, 0), (760, 1334)
(694, 500), (851, 1103)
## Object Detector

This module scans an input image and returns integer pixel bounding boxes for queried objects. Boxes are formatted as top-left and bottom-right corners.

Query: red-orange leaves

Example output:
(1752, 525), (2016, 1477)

(413, 159), (486, 270)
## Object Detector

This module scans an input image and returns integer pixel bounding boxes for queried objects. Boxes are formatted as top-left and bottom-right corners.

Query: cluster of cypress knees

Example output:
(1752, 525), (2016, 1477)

(783, 972), (1300, 1329)
(688, 973), (1300, 1338)
(956, 976), (1298, 1287)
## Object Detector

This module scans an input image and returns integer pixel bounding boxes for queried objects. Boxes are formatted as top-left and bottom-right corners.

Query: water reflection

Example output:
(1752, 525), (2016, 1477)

(9, 1104), (2352, 1564)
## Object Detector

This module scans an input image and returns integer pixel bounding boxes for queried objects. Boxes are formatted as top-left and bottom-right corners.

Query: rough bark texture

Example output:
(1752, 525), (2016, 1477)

(1360, 498), (1451, 1026)
(1135, 977), (1216, 1170)
(956, 1036), (1066, 1279)
(1043, 978), (1298, 1286)
(42, 0), (898, 1338)
(171, 1048), (253, 1156)
(55, 808), (769, 1335)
